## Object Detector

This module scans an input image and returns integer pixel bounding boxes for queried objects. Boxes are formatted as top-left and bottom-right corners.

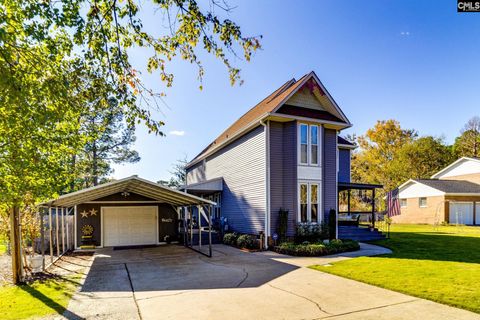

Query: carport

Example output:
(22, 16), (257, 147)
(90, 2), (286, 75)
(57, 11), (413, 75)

(42, 175), (216, 257)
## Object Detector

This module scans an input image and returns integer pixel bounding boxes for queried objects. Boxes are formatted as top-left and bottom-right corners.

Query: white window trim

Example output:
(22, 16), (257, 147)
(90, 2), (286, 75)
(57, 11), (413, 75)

(400, 198), (407, 208)
(298, 181), (322, 223)
(298, 123), (322, 167)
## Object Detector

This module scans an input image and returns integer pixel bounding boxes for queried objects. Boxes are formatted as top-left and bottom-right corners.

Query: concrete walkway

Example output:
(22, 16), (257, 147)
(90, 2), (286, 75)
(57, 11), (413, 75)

(62, 244), (480, 320)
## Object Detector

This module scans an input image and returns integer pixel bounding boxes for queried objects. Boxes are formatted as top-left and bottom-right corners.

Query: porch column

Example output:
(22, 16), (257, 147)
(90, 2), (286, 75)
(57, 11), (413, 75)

(347, 189), (351, 215)
(371, 189), (376, 229)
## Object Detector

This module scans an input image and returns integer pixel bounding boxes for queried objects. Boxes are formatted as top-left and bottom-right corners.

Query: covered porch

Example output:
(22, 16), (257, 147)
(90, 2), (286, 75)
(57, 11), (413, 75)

(338, 182), (383, 229)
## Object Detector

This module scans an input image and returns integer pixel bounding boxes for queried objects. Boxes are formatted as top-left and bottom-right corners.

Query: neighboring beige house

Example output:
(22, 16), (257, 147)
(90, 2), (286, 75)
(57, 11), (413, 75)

(393, 157), (480, 225)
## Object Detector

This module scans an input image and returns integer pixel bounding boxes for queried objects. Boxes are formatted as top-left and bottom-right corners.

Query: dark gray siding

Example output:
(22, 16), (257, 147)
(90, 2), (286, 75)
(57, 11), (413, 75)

(338, 148), (351, 183)
(269, 121), (283, 236)
(283, 121), (298, 237)
(204, 126), (266, 235)
(323, 128), (338, 222)
(269, 121), (297, 237)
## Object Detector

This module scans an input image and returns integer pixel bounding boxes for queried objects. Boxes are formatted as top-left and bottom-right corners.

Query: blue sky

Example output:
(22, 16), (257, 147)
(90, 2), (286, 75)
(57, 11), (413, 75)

(112, 0), (480, 181)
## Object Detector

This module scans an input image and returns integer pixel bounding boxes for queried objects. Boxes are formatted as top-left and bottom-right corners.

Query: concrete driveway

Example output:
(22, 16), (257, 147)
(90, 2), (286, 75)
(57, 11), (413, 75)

(65, 244), (480, 320)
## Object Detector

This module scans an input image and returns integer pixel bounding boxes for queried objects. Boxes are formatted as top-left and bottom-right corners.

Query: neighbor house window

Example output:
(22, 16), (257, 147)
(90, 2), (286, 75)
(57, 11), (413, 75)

(300, 183), (308, 222)
(300, 124), (308, 164)
(419, 197), (427, 207)
(299, 182), (321, 223)
(298, 123), (320, 166)
(400, 198), (407, 208)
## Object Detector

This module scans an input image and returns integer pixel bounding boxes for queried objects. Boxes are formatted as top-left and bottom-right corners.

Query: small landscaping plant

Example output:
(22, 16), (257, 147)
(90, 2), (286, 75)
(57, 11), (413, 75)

(274, 239), (360, 256)
(295, 222), (329, 243)
(236, 234), (257, 249)
(222, 232), (239, 246)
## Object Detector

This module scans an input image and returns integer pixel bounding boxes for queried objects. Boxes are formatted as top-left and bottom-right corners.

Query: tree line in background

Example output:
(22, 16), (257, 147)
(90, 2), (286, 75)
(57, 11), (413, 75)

(349, 116), (480, 210)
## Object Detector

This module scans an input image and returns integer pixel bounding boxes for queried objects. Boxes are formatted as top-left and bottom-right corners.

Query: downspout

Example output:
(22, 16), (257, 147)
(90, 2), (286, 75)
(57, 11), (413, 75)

(260, 119), (270, 249)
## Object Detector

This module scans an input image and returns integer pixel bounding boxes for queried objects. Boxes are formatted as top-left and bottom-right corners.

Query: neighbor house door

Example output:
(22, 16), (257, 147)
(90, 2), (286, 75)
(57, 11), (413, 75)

(102, 206), (158, 247)
(449, 202), (474, 225)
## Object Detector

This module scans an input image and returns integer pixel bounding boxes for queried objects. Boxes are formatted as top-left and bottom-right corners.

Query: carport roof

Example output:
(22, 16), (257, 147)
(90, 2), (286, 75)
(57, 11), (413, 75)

(41, 176), (216, 207)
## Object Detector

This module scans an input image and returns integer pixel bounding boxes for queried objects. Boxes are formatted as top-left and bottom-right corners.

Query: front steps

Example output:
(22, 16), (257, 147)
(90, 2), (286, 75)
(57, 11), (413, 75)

(338, 226), (386, 242)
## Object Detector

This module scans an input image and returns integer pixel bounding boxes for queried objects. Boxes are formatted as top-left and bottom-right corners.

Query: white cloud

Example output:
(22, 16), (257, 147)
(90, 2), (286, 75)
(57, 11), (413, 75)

(400, 31), (410, 36)
(169, 130), (185, 136)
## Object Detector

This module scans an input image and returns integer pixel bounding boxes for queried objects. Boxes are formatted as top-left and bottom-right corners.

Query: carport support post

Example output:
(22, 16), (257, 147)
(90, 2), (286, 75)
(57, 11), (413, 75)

(208, 205), (212, 257)
(49, 207), (53, 263)
(190, 206), (193, 247)
(197, 205), (202, 248)
(61, 207), (65, 253)
(56, 206), (60, 256)
(40, 208), (45, 271)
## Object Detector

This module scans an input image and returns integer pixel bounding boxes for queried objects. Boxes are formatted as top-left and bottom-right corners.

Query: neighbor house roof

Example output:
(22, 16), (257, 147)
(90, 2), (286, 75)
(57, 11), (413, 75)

(187, 71), (352, 167)
(413, 179), (480, 194)
(431, 157), (480, 179)
(41, 176), (216, 207)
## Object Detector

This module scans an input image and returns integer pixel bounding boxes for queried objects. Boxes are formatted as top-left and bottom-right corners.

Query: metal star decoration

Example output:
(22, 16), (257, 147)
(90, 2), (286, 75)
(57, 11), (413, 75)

(80, 210), (89, 218)
(89, 208), (98, 216)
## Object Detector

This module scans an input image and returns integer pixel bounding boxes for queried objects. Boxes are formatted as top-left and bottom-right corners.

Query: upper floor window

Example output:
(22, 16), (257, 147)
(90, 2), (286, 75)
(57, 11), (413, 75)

(400, 198), (407, 208)
(298, 123), (320, 166)
(300, 124), (308, 164)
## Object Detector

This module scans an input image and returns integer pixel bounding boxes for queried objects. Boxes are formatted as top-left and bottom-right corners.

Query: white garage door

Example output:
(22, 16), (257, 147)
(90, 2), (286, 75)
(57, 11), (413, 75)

(103, 206), (157, 247)
(449, 202), (474, 225)
(477, 203), (480, 226)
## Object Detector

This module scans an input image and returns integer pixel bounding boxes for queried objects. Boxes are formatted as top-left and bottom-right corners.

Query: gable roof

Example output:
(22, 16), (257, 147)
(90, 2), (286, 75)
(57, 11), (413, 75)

(414, 179), (480, 194)
(398, 178), (480, 195)
(188, 71), (351, 167)
(431, 157), (480, 179)
(41, 176), (215, 207)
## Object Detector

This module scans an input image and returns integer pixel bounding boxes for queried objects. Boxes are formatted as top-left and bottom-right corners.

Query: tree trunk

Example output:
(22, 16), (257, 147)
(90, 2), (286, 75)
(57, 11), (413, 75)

(10, 205), (22, 284)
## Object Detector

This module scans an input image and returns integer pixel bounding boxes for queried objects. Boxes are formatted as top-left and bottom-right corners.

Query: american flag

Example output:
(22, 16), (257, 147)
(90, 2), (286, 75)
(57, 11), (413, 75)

(387, 188), (401, 217)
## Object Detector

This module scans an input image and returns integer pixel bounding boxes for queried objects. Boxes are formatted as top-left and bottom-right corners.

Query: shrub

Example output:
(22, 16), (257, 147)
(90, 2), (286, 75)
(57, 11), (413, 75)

(236, 234), (257, 249)
(277, 208), (289, 243)
(223, 232), (239, 246)
(295, 222), (329, 243)
(329, 209), (336, 240)
(274, 239), (360, 257)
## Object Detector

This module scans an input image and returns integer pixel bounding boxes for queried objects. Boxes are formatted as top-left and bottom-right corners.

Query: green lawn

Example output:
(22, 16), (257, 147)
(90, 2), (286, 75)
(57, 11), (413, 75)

(0, 275), (81, 320)
(311, 224), (480, 314)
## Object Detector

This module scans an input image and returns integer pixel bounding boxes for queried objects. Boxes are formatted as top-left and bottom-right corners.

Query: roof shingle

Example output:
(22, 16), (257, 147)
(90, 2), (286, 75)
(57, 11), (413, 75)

(415, 179), (480, 194)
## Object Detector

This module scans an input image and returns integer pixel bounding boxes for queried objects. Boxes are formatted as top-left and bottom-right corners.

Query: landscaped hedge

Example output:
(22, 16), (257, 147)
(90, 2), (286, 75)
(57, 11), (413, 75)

(273, 239), (360, 257)
(223, 232), (258, 250)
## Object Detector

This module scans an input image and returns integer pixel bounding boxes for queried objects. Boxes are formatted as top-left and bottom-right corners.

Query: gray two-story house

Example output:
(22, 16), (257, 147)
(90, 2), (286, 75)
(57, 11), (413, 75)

(185, 71), (362, 246)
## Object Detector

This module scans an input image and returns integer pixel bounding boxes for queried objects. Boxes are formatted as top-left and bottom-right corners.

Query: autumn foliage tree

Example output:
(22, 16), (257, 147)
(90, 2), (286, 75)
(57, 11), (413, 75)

(0, 0), (261, 283)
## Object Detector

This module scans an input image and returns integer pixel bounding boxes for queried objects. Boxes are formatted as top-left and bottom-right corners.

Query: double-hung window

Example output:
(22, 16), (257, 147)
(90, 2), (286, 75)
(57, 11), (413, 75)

(299, 182), (320, 223)
(299, 123), (320, 166)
